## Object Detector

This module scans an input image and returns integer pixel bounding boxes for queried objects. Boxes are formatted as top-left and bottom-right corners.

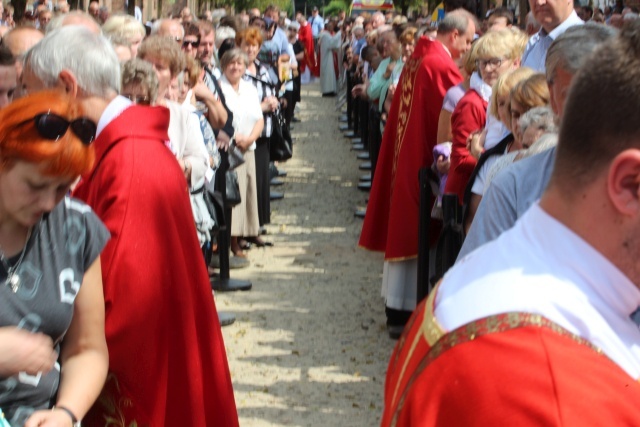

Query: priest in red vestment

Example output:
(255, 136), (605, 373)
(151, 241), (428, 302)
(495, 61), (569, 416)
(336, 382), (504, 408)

(22, 26), (238, 427)
(382, 24), (640, 426)
(74, 104), (238, 427)
(297, 13), (319, 77)
(359, 12), (475, 260)
(358, 11), (476, 331)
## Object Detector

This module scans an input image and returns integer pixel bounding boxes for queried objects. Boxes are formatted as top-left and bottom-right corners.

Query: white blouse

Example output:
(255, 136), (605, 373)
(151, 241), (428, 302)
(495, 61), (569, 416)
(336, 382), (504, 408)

(219, 76), (263, 151)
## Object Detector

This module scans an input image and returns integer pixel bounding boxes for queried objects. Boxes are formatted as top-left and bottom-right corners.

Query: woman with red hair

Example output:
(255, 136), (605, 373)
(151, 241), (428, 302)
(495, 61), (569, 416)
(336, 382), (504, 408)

(237, 26), (279, 250)
(0, 91), (109, 427)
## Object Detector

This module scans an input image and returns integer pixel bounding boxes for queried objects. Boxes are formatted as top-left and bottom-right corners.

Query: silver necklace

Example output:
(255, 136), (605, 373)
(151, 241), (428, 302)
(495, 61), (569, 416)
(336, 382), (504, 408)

(0, 227), (32, 293)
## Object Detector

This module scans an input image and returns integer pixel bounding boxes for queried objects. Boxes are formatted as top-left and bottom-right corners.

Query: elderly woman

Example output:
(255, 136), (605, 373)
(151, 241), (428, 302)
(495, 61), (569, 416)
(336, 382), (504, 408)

(138, 35), (211, 188)
(462, 67), (535, 230)
(219, 49), (264, 257)
(238, 27), (279, 246)
(120, 58), (158, 105)
(445, 29), (522, 205)
(0, 91), (109, 427)
(102, 14), (146, 58)
(367, 27), (404, 131)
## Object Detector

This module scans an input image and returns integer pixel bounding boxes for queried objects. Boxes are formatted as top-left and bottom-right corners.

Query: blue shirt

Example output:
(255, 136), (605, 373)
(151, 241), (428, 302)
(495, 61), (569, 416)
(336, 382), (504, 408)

(521, 11), (583, 72)
(309, 14), (324, 37)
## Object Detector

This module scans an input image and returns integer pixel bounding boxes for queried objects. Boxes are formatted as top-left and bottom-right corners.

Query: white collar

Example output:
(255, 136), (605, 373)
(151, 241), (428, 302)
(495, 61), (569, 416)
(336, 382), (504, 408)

(541, 10), (583, 40)
(96, 95), (133, 138)
(469, 72), (492, 103)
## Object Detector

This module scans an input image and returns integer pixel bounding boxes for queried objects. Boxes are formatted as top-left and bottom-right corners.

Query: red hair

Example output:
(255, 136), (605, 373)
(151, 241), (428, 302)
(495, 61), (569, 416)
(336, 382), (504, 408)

(0, 90), (95, 178)
(236, 27), (263, 47)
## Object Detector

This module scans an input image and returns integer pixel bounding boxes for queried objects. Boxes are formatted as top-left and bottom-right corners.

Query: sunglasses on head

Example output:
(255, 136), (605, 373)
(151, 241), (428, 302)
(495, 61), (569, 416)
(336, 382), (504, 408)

(17, 112), (97, 145)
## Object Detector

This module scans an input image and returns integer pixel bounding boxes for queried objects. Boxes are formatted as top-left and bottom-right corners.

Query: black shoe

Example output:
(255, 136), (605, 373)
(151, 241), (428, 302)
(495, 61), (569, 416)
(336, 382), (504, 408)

(270, 191), (284, 201)
(387, 325), (404, 340)
(270, 178), (284, 186)
(292, 116), (301, 123)
(322, 92), (336, 97)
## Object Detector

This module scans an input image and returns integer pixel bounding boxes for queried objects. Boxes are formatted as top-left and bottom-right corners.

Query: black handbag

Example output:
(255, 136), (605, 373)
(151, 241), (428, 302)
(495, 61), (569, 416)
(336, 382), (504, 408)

(225, 170), (241, 207)
(269, 111), (293, 162)
(228, 141), (245, 171)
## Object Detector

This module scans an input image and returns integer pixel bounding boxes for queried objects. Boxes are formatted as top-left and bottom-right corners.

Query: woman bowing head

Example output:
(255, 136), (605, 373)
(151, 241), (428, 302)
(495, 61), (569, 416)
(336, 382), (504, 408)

(0, 90), (109, 427)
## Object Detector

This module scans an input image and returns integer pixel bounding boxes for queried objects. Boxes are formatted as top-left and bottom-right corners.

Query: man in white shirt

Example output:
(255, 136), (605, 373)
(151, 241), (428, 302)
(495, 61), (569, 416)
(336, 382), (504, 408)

(521, 0), (583, 71)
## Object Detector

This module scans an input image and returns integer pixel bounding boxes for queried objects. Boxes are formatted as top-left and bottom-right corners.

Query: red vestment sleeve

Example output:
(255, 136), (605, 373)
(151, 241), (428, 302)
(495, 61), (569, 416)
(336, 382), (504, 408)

(445, 90), (487, 204)
(383, 308), (640, 426)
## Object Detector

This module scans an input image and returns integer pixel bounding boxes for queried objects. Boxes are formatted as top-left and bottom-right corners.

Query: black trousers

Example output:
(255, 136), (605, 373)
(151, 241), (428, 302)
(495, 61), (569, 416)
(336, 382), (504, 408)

(255, 136), (271, 227)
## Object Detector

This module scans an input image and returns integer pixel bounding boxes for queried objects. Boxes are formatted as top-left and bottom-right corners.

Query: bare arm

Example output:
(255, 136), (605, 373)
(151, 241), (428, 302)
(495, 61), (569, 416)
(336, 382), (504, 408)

(25, 258), (108, 427)
(193, 81), (228, 130)
(235, 118), (265, 151)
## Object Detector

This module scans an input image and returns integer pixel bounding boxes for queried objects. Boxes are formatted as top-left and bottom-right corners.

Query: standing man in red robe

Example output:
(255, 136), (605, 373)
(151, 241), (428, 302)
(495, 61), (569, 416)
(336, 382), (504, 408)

(382, 22), (640, 426)
(296, 12), (319, 78)
(22, 26), (239, 426)
(359, 10), (476, 337)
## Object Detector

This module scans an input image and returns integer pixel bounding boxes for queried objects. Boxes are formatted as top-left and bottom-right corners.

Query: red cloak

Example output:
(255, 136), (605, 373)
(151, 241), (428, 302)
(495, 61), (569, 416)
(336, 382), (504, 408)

(73, 105), (238, 427)
(383, 295), (640, 426)
(445, 89), (487, 204)
(359, 37), (462, 260)
(299, 22), (319, 77)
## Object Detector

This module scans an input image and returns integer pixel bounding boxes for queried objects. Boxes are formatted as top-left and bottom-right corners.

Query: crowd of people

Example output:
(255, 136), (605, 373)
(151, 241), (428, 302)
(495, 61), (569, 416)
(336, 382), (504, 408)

(1, 0), (640, 424)
(0, 3), (312, 426)
(337, 0), (640, 424)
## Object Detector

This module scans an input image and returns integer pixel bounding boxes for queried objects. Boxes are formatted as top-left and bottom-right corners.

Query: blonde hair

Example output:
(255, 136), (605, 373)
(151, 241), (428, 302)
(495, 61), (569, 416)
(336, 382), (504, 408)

(475, 28), (526, 62)
(509, 73), (550, 113)
(462, 39), (481, 76)
(490, 67), (535, 117)
(103, 14), (146, 41)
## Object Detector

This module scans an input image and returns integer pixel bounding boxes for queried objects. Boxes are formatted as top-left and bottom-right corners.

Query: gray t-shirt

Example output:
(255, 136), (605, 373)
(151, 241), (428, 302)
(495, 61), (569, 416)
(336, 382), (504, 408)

(0, 196), (109, 426)
(457, 146), (556, 260)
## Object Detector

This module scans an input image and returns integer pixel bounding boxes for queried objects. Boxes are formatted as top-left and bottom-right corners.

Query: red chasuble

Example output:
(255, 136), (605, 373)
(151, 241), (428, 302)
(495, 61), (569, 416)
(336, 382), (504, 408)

(299, 23), (319, 77)
(73, 106), (238, 427)
(382, 291), (640, 427)
(445, 89), (487, 204)
(359, 37), (462, 260)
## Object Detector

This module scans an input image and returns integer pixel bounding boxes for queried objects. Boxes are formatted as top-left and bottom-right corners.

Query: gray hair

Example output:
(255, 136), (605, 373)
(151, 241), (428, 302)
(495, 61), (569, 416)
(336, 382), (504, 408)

(545, 23), (617, 84)
(521, 133), (558, 159)
(438, 9), (475, 36)
(220, 47), (248, 71)
(25, 26), (120, 97)
(519, 106), (557, 134)
(121, 58), (158, 103)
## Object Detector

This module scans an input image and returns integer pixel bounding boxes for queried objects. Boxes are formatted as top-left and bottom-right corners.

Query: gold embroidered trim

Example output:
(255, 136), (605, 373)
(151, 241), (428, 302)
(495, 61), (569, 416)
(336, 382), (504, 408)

(98, 373), (141, 427)
(390, 281), (445, 406)
(390, 312), (602, 427)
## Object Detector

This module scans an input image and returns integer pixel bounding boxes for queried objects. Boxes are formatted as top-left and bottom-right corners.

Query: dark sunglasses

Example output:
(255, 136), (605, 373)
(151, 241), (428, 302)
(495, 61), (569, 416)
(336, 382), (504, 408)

(17, 112), (96, 145)
(182, 40), (200, 48)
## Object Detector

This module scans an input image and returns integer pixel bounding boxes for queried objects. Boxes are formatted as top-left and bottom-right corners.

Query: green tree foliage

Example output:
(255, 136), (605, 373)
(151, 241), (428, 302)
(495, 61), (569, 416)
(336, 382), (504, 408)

(323, 0), (347, 16)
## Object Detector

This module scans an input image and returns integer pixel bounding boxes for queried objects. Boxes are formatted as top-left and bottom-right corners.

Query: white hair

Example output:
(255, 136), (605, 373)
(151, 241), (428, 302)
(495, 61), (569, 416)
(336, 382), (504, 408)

(25, 26), (120, 97)
(215, 26), (236, 47)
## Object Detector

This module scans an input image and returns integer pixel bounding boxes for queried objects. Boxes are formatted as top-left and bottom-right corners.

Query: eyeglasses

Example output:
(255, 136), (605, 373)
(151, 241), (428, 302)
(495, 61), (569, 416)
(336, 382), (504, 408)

(17, 112), (96, 145)
(182, 40), (200, 48)
(123, 94), (151, 105)
(475, 58), (504, 70)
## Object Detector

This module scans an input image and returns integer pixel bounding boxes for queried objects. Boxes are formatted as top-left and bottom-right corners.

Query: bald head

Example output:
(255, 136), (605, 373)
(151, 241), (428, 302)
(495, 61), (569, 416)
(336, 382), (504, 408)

(2, 27), (44, 80)
(47, 11), (102, 34)
(154, 19), (184, 41)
